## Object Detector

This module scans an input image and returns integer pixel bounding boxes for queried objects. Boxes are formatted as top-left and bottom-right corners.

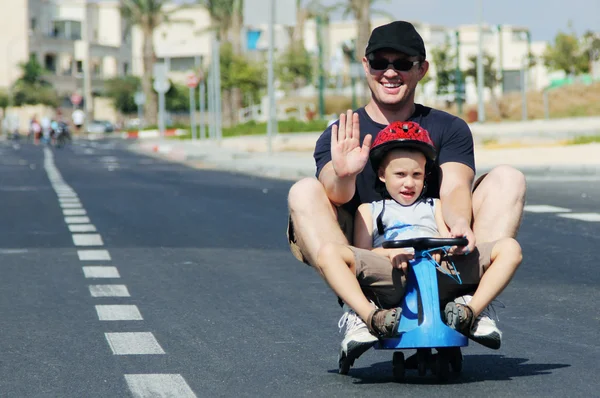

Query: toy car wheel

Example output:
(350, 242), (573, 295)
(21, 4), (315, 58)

(338, 353), (351, 375)
(434, 354), (450, 382)
(417, 349), (430, 376)
(449, 347), (463, 373)
(392, 352), (405, 381)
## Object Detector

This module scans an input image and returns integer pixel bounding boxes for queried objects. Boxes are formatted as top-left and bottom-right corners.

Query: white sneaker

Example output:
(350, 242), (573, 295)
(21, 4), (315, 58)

(454, 295), (503, 350)
(337, 305), (378, 374)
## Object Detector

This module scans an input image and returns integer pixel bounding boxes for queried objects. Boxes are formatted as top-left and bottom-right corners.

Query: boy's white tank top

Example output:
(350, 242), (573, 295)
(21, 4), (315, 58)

(371, 198), (439, 248)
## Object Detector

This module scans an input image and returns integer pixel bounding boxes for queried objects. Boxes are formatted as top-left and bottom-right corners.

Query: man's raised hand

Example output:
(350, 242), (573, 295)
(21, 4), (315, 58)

(331, 110), (372, 178)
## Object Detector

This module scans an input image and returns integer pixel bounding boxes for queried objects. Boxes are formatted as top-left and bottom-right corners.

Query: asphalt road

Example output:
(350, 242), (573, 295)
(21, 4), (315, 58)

(0, 138), (598, 397)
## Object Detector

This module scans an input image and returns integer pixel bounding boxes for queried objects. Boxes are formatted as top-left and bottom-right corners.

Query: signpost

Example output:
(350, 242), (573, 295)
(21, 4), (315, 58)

(153, 63), (170, 139)
(134, 91), (145, 128)
(198, 70), (206, 140)
(186, 73), (199, 140)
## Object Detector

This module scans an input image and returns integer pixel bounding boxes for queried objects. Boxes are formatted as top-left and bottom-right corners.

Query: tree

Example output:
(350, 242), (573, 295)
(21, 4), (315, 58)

(121, 0), (184, 125)
(276, 46), (313, 90)
(465, 53), (501, 117)
(197, 0), (245, 125)
(430, 40), (456, 97)
(543, 31), (589, 75)
(583, 30), (600, 73)
(217, 42), (266, 107)
(11, 55), (60, 107)
(336, 0), (393, 63)
(104, 76), (141, 114)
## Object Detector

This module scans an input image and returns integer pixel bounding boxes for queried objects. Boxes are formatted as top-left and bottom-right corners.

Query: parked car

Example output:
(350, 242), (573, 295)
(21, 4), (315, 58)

(87, 120), (114, 134)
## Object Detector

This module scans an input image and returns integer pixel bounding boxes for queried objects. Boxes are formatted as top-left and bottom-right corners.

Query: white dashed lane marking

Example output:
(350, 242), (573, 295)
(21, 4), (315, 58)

(523, 205), (571, 213)
(43, 147), (196, 397)
(558, 213), (600, 222)
(96, 305), (143, 321)
(68, 224), (97, 232)
(65, 216), (91, 224)
(78, 249), (111, 261)
(525, 204), (600, 222)
(125, 374), (197, 398)
(89, 284), (130, 297)
(105, 332), (165, 355)
(63, 208), (87, 216)
(59, 197), (80, 203)
(72, 233), (104, 246)
(83, 266), (120, 278)
(61, 202), (82, 208)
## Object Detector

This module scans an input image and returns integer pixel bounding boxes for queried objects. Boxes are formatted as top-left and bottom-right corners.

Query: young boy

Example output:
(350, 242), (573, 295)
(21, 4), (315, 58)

(316, 121), (522, 371)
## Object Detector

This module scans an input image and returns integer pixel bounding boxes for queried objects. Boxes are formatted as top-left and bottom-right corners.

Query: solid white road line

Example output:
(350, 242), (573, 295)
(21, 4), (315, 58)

(125, 374), (197, 398)
(65, 216), (91, 224)
(83, 266), (120, 278)
(89, 284), (130, 297)
(95, 305), (143, 321)
(78, 250), (111, 261)
(68, 224), (97, 232)
(558, 212), (600, 222)
(72, 234), (104, 246)
(523, 205), (572, 213)
(105, 332), (165, 355)
(63, 209), (87, 216)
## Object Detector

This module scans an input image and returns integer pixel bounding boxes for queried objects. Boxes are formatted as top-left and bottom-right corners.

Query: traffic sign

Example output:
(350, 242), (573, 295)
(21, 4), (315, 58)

(134, 91), (146, 105)
(153, 79), (171, 93)
(70, 93), (82, 106)
(186, 74), (199, 88)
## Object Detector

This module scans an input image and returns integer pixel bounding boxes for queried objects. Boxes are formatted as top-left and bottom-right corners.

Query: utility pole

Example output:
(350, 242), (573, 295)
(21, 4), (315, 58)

(454, 30), (463, 115)
(476, 0), (485, 122)
(82, 6), (93, 133)
(497, 24), (504, 95)
(266, 0), (276, 154)
(316, 14), (325, 119)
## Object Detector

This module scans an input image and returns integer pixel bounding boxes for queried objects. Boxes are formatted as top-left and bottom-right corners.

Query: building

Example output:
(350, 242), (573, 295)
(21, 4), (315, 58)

(0, 0), (132, 103)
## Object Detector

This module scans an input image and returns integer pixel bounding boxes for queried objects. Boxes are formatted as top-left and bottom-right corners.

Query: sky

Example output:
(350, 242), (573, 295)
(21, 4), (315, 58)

(321, 0), (600, 42)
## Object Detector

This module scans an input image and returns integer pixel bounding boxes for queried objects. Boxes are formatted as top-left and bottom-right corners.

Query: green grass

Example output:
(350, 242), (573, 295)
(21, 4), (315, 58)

(168, 118), (329, 140)
(566, 134), (600, 145)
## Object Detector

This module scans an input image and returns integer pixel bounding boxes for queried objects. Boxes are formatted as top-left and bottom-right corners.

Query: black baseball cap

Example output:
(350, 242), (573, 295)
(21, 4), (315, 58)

(365, 21), (426, 59)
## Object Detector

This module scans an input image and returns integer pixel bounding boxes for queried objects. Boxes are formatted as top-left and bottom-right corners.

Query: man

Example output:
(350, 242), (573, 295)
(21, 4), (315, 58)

(286, 21), (526, 368)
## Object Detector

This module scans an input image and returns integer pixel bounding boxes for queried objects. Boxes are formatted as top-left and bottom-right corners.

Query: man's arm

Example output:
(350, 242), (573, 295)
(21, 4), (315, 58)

(439, 161), (476, 252)
(316, 111), (371, 206)
(318, 162), (357, 206)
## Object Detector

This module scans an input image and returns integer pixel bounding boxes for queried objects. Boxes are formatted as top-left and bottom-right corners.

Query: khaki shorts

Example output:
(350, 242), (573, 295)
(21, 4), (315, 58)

(287, 206), (354, 265)
(349, 242), (495, 309)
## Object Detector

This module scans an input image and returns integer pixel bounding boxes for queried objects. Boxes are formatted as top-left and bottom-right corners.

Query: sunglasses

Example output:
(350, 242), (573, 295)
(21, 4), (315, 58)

(369, 58), (420, 72)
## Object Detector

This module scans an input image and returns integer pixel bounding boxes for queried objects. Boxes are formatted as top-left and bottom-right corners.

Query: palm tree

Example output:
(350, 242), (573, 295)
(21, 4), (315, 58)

(120, 0), (170, 125)
(334, 0), (392, 62)
(196, 0), (245, 125)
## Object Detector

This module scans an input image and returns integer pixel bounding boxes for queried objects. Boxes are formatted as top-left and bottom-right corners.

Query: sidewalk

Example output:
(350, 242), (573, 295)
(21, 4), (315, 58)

(129, 135), (600, 181)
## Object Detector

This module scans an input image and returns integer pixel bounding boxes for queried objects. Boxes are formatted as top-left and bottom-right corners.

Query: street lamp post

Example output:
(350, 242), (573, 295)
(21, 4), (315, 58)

(476, 0), (486, 122)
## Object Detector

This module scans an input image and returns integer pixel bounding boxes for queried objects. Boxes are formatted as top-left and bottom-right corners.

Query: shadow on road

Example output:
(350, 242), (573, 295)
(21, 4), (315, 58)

(329, 354), (570, 384)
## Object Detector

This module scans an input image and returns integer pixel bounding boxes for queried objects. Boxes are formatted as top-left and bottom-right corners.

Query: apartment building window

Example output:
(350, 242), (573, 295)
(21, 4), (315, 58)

(44, 54), (57, 73)
(51, 20), (82, 40)
(123, 62), (129, 76)
(168, 56), (197, 72)
(76, 60), (83, 74)
(31, 18), (37, 32)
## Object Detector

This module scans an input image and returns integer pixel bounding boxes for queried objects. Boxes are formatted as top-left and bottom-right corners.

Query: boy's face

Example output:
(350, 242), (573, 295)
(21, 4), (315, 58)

(378, 149), (427, 206)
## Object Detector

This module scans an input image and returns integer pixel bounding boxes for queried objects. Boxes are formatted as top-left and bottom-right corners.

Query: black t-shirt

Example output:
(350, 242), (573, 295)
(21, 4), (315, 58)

(314, 105), (475, 215)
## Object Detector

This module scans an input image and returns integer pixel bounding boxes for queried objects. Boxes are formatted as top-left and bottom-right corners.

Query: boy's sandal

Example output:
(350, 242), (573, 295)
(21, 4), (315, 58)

(367, 307), (401, 338)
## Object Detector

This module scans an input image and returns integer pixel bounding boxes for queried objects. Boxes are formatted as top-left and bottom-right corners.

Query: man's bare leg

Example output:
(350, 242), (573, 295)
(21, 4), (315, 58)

(316, 243), (376, 323)
(288, 178), (349, 266)
(472, 165), (527, 242)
